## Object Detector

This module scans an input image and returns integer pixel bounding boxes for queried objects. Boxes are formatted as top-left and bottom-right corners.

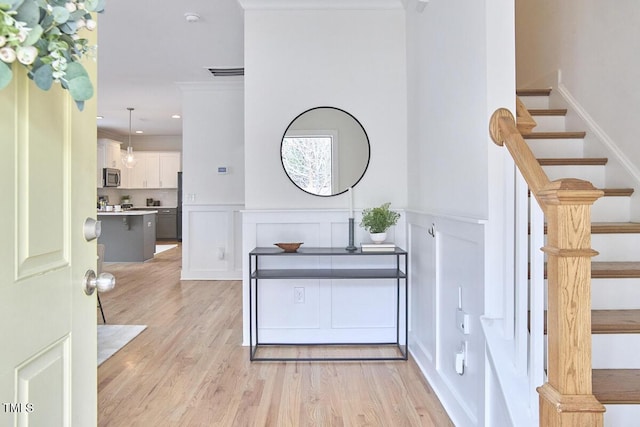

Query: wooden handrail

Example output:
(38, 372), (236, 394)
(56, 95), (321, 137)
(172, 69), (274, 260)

(516, 96), (537, 135)
(489, 108), (606, 426)
(489, 108), (551, 208)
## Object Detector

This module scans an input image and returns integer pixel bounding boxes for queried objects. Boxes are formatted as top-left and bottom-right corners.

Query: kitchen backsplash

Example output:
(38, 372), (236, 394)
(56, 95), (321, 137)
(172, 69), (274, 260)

(97, 188), (179, 207)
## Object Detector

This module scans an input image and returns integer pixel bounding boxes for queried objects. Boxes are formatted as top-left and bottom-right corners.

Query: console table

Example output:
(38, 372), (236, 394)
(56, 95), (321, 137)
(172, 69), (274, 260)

(248, 247), (408, 362)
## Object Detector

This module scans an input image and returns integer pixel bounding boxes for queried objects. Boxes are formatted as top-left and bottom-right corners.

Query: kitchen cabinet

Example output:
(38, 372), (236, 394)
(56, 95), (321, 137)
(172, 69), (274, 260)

(97, 211), (156, 262)
(156, 208), (177, 239)
(130, 152), (159, 188)
(128, 152), (181, 189)
(159, 153), (181, 188)
(97, 139), (122, 187)
(119, 150), (131, 189)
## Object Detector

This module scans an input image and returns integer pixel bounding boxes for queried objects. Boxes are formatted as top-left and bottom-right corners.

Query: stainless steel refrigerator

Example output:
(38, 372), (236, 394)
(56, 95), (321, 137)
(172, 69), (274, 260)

(177, 171), (182, 241)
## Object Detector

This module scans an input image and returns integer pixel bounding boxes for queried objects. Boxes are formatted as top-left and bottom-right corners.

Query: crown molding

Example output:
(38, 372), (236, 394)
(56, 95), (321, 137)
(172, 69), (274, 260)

(238, 0), (404, 11)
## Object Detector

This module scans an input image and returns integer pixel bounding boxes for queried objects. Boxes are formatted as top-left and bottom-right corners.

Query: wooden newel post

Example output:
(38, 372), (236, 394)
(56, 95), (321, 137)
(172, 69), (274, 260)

(537, 179), (605, 426)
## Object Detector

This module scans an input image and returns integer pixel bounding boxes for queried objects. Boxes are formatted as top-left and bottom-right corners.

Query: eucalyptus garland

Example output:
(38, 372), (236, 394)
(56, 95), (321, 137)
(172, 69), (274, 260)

(0, 0), (105, 110)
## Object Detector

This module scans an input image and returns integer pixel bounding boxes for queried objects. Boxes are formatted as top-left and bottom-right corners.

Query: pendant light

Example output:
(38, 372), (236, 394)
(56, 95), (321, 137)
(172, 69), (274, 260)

(122, 107), (137, 169)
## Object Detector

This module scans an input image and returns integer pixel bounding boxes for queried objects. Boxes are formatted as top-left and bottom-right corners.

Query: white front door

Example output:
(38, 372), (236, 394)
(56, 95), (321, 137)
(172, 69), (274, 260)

(0, 60), (98, 424)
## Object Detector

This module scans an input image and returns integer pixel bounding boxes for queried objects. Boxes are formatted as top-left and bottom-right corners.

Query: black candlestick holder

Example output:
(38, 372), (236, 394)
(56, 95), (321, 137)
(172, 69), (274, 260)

(346, 217), (357, 251)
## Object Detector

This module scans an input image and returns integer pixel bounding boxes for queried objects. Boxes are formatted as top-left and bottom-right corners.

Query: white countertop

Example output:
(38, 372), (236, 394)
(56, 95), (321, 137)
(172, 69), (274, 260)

(97, 210), (158, 215)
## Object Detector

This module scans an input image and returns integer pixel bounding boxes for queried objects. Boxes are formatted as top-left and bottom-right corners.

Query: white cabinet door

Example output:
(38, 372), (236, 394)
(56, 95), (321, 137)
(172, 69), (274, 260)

(144, 152), (160, 188)
(159, 152), (181, 188)
(128, 152), (159, 188)
(129, 153), (147, 188)
(97, 142), (105, 186)
(119, 150), (131, 189)
(97, 139), (122, 187)
(105, 141), (121, 168)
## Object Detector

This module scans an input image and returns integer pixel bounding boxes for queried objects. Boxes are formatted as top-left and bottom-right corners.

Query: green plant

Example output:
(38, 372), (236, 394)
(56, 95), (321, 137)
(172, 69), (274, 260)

(360, 202), (400, 234)
(0, 0), (106, 110)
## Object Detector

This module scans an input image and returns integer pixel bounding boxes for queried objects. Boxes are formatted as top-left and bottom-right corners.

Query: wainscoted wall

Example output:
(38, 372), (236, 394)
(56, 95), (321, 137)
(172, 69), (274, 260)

(242, 209), (407, 346)
(407, 211), (486, 427)
(180, 204), (243, 280)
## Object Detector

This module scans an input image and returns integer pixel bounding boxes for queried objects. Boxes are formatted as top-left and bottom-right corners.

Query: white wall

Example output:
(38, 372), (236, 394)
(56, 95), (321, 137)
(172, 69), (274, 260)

(180, 80), (245, 279)
(405, 0), (516, 425)
(243, 4), (408, 211)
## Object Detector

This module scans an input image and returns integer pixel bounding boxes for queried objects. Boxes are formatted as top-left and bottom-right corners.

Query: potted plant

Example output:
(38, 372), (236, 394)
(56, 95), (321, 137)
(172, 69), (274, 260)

(360, 202), (400, 243)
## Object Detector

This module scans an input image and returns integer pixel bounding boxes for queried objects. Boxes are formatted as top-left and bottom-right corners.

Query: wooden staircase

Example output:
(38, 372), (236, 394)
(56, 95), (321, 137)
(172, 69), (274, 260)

(519, 89), (640, 416)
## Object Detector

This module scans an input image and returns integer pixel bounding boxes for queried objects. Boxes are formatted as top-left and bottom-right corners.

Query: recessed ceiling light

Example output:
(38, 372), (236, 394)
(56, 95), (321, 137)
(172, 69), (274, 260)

(171, 114), (181, 119)
(184, 12), (200, 23)
(135, 130), (144, 134)
(97, 115), (104, 120)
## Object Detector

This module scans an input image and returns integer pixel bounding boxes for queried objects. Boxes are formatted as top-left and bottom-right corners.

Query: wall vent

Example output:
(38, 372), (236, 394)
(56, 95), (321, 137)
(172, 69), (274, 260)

(207, 67), (244, 77)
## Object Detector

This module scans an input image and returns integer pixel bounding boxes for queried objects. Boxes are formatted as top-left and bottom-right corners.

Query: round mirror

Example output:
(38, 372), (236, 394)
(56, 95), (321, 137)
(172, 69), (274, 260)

(280, 107), (370, 196)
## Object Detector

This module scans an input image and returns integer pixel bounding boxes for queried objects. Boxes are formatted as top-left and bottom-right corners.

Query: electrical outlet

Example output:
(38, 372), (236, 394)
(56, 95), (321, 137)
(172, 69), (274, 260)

(294, 287), (305, 304)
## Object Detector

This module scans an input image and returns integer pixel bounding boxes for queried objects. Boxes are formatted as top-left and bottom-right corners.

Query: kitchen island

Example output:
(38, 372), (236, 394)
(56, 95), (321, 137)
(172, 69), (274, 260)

(97, 210), (157, 262)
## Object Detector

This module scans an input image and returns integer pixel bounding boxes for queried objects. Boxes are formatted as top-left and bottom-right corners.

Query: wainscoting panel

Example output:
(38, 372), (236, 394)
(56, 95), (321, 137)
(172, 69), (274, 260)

(407, 211), (486, 427)
(181, 204), (243, 280)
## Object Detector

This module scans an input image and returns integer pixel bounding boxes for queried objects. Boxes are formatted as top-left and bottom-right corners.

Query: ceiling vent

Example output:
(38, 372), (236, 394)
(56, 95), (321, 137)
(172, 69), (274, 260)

(207, 67), (244, 77)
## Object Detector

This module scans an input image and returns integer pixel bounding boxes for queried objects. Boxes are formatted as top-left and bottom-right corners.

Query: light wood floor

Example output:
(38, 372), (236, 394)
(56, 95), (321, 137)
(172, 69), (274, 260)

(98, 246), (452, 426)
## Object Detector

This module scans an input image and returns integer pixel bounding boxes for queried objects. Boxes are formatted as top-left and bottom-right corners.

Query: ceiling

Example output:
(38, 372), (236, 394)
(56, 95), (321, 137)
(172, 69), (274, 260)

(96, 0), (244, 138)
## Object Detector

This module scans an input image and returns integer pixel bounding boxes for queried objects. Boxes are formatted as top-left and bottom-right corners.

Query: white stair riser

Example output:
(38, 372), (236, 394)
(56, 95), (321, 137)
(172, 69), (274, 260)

(542, 165), (606, 188)
(527, 138), (584, 158)
(592, 234), (640, 261)
(530, 115), (566, 132)
(592, 334), (640, 368)
(592, 278), (640, 309)
(604, 406), (640, 427)
(519, 95), (550, 109)
(592, 197), (631, 222)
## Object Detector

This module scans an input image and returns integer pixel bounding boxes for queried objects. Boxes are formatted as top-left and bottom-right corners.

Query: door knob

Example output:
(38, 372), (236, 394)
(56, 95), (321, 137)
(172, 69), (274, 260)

(83, 269), (115, 295)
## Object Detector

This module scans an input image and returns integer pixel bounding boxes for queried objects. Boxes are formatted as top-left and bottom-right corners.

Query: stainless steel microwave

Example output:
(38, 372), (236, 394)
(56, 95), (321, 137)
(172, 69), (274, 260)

(103, 168), (121, 187)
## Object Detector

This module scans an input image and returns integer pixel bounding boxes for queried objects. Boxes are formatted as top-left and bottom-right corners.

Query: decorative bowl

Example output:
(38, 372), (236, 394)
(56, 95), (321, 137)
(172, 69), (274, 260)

(274, 242), (303, 252)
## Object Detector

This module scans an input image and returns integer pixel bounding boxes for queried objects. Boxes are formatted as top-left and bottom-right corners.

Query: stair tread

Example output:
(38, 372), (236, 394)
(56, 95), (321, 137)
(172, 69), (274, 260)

(538, 158), (608, 166)
(523, 131), (587, 139)
(528, 108), (567, 116)
(591, 222), (640, 234)
(592, 309), (640, 333)
(516, 88), (552, 96)
(592, 261), (640, 278)
(593, 369), (640, 404)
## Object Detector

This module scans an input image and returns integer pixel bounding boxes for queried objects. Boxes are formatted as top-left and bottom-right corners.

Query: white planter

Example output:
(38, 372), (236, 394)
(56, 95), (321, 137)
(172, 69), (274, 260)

(369, 232), (387, 244)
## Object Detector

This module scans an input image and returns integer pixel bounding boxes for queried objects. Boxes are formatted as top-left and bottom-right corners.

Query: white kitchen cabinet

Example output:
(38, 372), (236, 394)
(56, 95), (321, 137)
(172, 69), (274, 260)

(128, 151), (180, 189)
(159, 152), (181, 188)
(130, 152), (154, 188)
(97, 139), (122, 187)
(119, 150), (131, 189)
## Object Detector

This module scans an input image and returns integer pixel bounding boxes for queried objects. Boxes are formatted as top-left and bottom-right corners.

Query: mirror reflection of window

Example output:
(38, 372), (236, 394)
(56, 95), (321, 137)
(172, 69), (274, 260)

(282, 134), (338, 195)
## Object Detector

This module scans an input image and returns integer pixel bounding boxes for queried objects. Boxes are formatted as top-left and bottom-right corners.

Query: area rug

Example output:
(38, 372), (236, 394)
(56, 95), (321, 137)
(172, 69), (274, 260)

(155, 244), (177, 254)
(97, 325), (147, 366)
